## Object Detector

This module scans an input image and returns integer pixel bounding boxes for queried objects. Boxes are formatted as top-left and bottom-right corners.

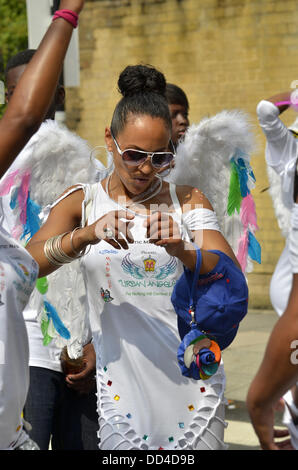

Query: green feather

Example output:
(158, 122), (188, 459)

(227, 161), (242, 215)
(41, 315), (53, 346)
(36, 276), (48, 295)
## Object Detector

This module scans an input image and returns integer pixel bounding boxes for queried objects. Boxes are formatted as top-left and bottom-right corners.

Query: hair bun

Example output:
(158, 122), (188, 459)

(118, 64), (166, 98)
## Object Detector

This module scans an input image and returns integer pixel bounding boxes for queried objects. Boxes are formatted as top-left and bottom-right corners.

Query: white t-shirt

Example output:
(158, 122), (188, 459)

(0, 206), (38, 449)
(78, 182), (227, 450)
(257, 100), (297, 316)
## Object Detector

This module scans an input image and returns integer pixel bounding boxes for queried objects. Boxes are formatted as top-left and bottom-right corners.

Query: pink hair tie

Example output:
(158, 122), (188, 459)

(53, 9), (78, 28)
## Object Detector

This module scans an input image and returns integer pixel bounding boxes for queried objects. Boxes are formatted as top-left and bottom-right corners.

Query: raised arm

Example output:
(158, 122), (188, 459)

(0, 0), (85, 177)
(263, 91), (292, 115)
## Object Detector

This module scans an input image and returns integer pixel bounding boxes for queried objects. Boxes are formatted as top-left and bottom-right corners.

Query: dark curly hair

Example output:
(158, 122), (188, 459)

(165, 83), (189, 112)
(110, 64), (172, 136)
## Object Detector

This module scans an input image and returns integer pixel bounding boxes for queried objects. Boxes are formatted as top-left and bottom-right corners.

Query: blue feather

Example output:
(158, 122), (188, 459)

(234, 157), (250, 198)
(21, 194), (42, 241)
(248, 231), (261, 264)
(44, 300), (71, 340)
(249, 166), (256, 184)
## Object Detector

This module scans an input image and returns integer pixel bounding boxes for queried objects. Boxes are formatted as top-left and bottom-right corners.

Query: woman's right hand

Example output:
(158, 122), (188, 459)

(60, 0), (85, 14)
(89, 210), (135, 250)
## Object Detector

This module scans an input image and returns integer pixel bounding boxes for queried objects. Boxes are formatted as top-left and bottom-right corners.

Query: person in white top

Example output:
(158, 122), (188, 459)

(256, 96), (297, 317)
(253, 94), (298, 449)
(2, 48), (99, 450)
(0, 0), (86, 450)
(26, 64), (245, 450)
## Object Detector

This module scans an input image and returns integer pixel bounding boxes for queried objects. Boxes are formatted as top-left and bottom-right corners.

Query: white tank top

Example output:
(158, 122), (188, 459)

(77, 181), (226, 450)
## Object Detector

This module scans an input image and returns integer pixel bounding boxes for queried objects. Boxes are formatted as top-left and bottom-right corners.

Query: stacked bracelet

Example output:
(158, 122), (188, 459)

(70, 227), (84, 256)
(52, 9), (79, 28)
(44, 229), (87, 267)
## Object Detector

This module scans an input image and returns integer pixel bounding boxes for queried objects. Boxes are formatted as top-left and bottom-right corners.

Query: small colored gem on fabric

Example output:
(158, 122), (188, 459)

(158, 447), (164, 450)
(188, 404), (194, 411)
(107, 380), (112, 386)
(178, 422), (185, 429)
(168, 436), (174, 442)
(114, 395), (120, 401)
(226, 278), (230, 283)
(200, 387), (206, 393)
(126, 413), (132, 419)
(143, 434), (149, 441)
(103, 366), (107, 372)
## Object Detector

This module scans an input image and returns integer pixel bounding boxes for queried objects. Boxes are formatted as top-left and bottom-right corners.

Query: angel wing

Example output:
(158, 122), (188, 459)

(167, 110), (261, 273)
(155, 256), (177, 280)
(0, 119), (110, 358)
(121, 254), (146, 279)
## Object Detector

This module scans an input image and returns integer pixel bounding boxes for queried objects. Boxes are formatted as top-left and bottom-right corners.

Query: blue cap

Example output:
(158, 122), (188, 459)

(172, 249), (248, 350)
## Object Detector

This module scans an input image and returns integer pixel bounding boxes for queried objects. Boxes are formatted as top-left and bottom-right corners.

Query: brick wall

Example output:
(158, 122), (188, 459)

(65, 0), (298, 309)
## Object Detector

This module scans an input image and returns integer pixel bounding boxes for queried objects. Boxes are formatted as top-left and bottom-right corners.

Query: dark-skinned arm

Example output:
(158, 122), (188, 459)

(0, 0), (85, 177)
(262, 91), (292, 115)
(247, 274), (298, 449)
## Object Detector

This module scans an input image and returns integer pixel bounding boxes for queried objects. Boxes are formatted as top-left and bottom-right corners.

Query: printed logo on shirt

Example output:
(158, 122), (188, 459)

(100, 288), (114, 303)
(98, 249), (119, 255)
(121, 253), (177, 281)
(10, 257), (38, 288)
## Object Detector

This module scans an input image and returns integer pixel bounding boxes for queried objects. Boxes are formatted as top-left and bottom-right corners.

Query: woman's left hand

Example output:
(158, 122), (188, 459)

(65, 343), (96, 395)
(145, 211), (184, 257)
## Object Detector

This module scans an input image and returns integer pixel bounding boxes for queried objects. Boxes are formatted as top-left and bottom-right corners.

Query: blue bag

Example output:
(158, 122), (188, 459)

(171, 249), (248, 379)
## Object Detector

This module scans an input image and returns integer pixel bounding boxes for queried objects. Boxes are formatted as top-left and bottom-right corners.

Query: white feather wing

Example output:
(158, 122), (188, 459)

(1, 120), (109, 358)
(167, 110), (256, 260)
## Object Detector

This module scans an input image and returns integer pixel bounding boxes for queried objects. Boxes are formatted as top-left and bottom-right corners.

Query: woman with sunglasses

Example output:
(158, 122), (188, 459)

(26, 64), (239, 450)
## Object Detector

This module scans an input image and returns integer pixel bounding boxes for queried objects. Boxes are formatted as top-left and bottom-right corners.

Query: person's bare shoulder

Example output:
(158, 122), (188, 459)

(175, 185), (214, 212)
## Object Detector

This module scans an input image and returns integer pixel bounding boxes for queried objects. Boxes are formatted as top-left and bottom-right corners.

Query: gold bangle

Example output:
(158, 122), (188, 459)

(44, 236), (64, 266)
(70, 227), (84, 256)
(44, 232), (74, 266)
(44, 230), (91, 267)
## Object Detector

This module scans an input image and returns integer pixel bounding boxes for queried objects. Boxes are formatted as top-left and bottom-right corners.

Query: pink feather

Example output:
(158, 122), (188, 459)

(0, 169), (20, 196)
(240, 194), (258, 231)
(12, 225), (23, 240)
(17, 171), (31, 224)
(236, 230), (248, 272)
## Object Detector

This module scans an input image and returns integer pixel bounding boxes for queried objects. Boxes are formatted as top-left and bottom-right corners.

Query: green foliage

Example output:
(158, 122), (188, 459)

(0, 0), (28, 116)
